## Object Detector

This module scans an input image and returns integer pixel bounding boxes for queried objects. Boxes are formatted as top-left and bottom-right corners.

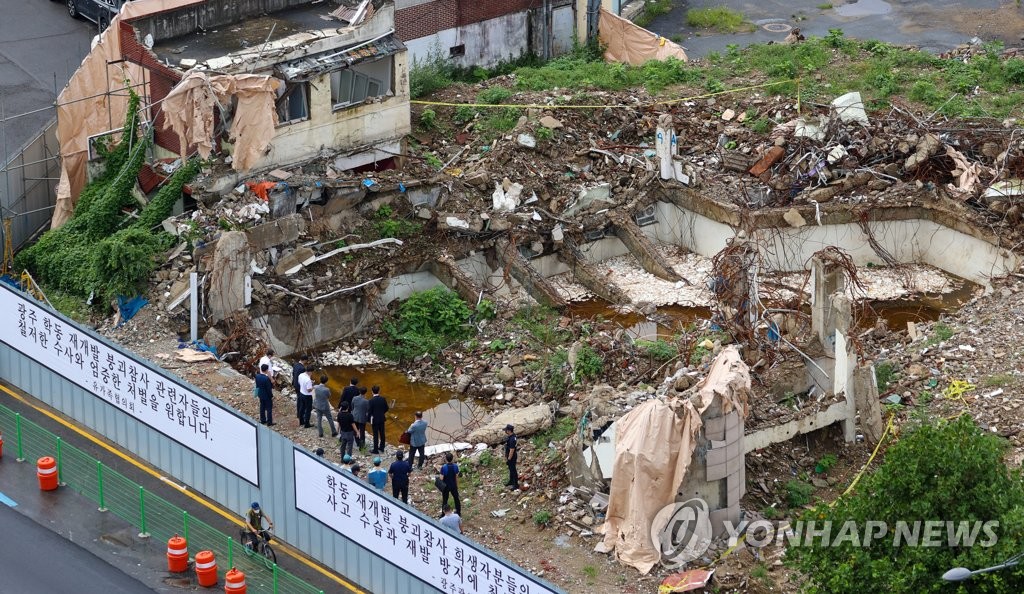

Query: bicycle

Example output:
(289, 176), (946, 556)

(240, 527), (277, 567)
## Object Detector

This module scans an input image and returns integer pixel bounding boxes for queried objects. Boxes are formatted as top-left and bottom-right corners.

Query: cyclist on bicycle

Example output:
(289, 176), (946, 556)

(245, 501), (274, 548)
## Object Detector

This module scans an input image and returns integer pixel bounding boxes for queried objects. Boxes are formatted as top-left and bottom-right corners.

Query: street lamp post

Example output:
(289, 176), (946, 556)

(943, 552), (1024, 582)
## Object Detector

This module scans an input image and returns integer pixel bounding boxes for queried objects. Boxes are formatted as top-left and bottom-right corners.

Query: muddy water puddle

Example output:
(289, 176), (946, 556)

(322, 366), (478, 445)
(567, 300), (712, 340)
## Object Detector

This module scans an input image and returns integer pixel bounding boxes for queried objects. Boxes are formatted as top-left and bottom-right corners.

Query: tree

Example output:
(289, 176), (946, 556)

(787, 415), (1024, 594)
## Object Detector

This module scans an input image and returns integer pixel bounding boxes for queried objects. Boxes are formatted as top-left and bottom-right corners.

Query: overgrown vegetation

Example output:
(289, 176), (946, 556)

(16, 91), (200, 307)
(533, 510), (552, 527)
(686, 6), (749, 32)
(785, 479), (815, 507)
(373, 204), (422, 239)
(531, 416), (577, 449)
(373, 287), (472, 362)
(636, 339), (678, 361)
(788, 415), (1024, 593)
(635, 0), (673, 28)
(874, 360), (898, 391)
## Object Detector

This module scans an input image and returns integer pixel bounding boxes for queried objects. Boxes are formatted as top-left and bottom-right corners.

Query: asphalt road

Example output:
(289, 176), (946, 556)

(0, 502), (154, 593)
(647, 0), (1012, 58)
(0, 0), (95, 163)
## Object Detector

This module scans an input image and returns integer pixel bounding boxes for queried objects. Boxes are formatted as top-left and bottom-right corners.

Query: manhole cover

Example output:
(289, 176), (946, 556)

(763, 23), (792, 33)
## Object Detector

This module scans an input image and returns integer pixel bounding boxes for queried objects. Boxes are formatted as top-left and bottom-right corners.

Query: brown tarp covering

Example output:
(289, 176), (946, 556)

(598, 9), (687, 65)
(598, 347), (749, 574)
(162, 72), (280, 171)
(53, 0), (204, 229)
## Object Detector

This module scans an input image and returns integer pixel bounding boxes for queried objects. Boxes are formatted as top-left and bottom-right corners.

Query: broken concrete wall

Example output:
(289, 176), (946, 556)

(677, 407), (745, 538)
(254, 48), (411, 172)
(131, 0), (312, 44)
(208, 231), (252, 322)
(466, 403), (554, 445)
(652, 197), (1017, 287)
(253, 294), (372, 356)
(403, 7), (531, 70)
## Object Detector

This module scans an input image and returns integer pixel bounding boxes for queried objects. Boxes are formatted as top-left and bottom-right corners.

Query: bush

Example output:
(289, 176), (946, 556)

(16, 91), (200, 305)
(787, 415), (1024, 594)
(476, 298), (497, 320)
(409, 44), (454, 99)
(418, 109), (437, 130)
(477, 87), (512, 105)
(372, 287), (472, 362)
(636, 339), (678, 362)
(574, 344), (603, 381)
(785, 479), (814, 507)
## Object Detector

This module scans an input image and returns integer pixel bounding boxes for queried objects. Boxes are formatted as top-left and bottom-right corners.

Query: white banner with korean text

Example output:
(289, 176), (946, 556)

(293, 449), (561, 594)
(1, 284), (259, 485)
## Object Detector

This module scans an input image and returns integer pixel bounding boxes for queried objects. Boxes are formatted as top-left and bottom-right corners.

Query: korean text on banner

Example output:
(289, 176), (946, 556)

(1, 284), (259, 485)
(294, 450), (560, 594)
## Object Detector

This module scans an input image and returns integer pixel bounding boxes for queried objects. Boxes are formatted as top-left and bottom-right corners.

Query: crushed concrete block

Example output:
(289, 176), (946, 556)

(443, 216), (470, 230)
(552, 224), (564, 243)
(463, 170), (489, 188)
(783, 208), (807, 228)
(268, 169), (293, 180)
(246, 213), (305, 250)
(324, 187), (367, 215)
(795, 116), (827, 141)
(179, 58), (197, 68)
(408, 186), (442, 207)
(466, 404), (552, 445)
(492, 182), (519, 212)
(563, 183), (613, 218)
(417, 208), (433, 220)
(269, 187), (297, 219)
(274, 246), (315, 276)
(827, 145), (848, 164)
(539, 115), (563, 129)
(831, 91), (869, 125)
(721, 108), (735, 121)
(208, 231), (251, 323)
(517, 134), (537, 148)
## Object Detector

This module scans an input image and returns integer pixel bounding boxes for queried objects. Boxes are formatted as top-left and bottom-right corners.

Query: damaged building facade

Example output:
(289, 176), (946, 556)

(396, 0), (577, 67)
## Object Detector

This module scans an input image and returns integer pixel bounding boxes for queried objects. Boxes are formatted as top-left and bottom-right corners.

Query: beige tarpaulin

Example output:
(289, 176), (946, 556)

(162, 72), (280, 171)
(598, 347), (749, 574)
(53, 0), (204, 229)
(598, 9), (687, 66)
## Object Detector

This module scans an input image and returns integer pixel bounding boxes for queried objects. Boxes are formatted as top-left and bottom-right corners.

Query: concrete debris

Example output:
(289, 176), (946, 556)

(830, 91), (869, 125)
(783, 208), (807, 228)
(539, 115), (563, 129)
(721, 108), (736, 121)
(466, 403), (554, 445)
(517, 133), (537, 149)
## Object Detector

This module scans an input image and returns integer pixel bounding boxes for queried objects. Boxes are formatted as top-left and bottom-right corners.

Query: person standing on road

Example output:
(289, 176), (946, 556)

(437, 452), (461, 516)
(337, 402), (358, 459)
(439, 504), (463, 534)
(255, 364), (275, 425)
(297, 365), (314, 428)
(504, 424), (519, 490)
(367, 456), (387, 490)
(341, 377), (360, 410)
(351, 387), (369, 450)
(292, 356), (308, 425)
(407, 411), (428, 470)
(313, 375), (337, 438)
(368, 385), (390, 454)
(258, 348), (276, 380)
(389, 450), (412, 503)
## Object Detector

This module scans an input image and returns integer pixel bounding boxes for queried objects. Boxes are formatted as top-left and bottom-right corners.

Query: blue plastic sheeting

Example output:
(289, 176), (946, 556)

(178, 340), (218, 357)
(116, 295), (148, 326)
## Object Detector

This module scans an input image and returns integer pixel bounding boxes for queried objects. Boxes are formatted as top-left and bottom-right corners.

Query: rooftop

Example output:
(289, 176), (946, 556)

(148, 1), (371, 69)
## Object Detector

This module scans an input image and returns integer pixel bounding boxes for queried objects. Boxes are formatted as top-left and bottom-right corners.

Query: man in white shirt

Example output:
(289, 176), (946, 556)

(258, 348), (275, 380)
(297, 367), (314, 428)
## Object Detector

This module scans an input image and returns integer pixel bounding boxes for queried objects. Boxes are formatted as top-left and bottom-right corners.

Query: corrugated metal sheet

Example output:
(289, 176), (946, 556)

(0, 293), (565, 594)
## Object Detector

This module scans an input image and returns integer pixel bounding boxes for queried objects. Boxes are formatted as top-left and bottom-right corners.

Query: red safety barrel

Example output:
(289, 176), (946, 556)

(195, 550), (218, 587)
(167, 535), (188, 573)
(37, 456), (58, 491)
(224, 568), (246, 594)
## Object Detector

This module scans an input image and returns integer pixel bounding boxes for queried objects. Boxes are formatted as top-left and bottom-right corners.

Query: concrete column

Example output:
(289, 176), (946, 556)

(560, 239), (630, 305)
(834, 325), (857, 443)
(811, 256), (846, 357)
(608, 210), (683, 283)
(495, 239), (567, 310)
(853, 364), (884, 444)
(429, 255), (484, 306)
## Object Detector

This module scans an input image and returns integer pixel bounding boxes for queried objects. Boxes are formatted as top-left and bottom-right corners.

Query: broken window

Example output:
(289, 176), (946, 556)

(329, 57), (393, 110)
(276, 82), (309, 124)
(449, 44), (465, 57)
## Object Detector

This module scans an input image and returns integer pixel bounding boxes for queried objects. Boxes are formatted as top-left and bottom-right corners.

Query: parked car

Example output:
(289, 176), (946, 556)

(65, 0), (126, 30)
